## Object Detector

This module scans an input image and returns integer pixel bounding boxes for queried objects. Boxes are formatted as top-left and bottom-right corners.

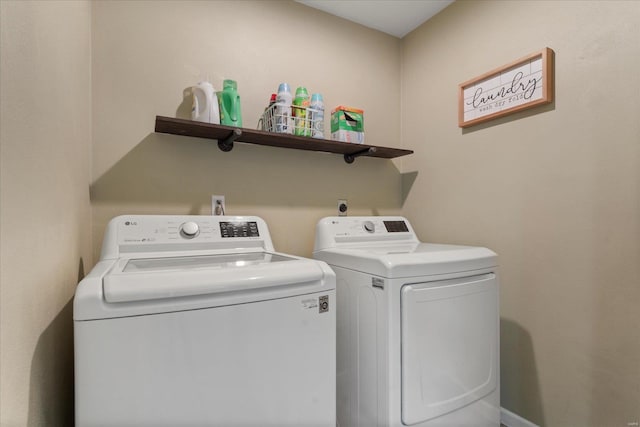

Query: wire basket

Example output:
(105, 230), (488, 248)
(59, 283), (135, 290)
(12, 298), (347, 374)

(258, 103), (323, 137)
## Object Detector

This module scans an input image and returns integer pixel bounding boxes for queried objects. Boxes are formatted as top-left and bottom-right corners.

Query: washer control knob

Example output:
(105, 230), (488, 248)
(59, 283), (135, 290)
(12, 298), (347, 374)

(363, 221), (375, 233)
(180, 221), (199, 238)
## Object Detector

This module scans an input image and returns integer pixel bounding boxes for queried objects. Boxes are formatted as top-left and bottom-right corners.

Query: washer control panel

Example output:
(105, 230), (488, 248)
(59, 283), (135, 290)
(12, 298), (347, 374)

(105, 215), (273, 257)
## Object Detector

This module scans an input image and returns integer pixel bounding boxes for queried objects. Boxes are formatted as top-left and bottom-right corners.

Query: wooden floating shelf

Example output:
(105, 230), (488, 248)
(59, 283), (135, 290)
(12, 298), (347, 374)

(155, 116), (413, 164)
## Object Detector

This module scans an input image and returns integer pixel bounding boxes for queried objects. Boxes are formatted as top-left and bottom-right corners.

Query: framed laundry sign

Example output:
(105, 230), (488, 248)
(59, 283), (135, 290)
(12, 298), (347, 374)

(458, 47), (554, 128)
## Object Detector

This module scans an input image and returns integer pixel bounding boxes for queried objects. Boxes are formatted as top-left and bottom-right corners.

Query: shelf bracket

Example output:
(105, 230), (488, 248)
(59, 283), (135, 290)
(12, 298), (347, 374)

(344, 147), (377, 164)
(218, 128), (242, 152)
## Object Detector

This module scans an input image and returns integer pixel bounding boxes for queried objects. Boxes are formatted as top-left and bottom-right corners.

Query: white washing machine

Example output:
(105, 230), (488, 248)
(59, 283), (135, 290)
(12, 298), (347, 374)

(313, 216), (500, 427)
(74, 215), (336, 427)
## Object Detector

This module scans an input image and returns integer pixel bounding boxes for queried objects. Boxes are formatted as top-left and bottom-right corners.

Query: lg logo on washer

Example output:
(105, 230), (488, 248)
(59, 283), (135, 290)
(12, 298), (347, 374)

(302, 295), (330, 313)
(319, 295), (329, 313)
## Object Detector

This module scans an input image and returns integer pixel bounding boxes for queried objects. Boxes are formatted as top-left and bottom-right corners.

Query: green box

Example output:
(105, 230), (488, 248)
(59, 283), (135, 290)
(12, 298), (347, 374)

(331, 106), (364, 143)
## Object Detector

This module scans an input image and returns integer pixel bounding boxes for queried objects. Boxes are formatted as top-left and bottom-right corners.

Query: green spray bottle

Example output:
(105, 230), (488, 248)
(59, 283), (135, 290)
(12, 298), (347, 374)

(218, 79), (242, 127)
(292, 86), (310, 136)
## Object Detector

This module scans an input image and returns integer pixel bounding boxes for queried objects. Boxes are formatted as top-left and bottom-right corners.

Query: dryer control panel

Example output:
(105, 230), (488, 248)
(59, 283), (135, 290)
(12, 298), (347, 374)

(313, 216), (419, 251)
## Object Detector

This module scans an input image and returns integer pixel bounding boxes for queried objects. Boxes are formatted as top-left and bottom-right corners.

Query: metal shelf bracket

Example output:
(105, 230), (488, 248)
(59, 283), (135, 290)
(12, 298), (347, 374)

(344, 147), (377, 164)
(218, 128), (243, 152)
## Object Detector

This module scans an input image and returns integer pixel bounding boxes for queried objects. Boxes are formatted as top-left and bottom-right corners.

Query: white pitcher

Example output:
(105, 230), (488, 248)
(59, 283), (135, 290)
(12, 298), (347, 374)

(191, 81), (220, 124)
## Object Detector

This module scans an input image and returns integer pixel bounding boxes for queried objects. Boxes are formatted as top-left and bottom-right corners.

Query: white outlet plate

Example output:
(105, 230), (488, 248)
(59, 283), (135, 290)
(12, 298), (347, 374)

(212, 195), (226, 215)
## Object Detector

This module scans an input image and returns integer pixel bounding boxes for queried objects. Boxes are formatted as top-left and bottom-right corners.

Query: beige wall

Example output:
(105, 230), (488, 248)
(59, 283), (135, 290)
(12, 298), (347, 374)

(401, 1), (640, 426)
(90, 0), (403, 260)
(3, 1), (639, 426)
(0, 1), (92, 426)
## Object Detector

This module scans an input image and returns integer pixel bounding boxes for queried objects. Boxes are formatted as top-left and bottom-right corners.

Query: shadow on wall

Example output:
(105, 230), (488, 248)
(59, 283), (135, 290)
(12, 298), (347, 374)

(501, 318), (546, 426)
(89, 132), (414, 211)
(27, 300), (75, 426)
(27, 260), (84, 426)
(401, 171), (418, 206)
(177, 87), (193, 119)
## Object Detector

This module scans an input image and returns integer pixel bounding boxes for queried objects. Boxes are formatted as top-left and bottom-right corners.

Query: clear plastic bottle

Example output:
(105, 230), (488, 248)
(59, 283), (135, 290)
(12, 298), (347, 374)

(264, 93), (277, 132)
(268, 93), (277, 108)
(275, 83), (293, 134)
(309, 93), (325, 139)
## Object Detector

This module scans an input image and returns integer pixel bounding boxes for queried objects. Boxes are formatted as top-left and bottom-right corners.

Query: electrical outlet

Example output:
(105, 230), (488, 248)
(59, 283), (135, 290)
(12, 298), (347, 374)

(338, 199), (348, 216)
(212, 195), (226, 216)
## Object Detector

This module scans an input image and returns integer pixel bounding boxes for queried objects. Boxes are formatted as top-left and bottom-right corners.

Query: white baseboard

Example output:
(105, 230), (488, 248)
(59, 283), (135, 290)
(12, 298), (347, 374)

(501, 407), (539, 427)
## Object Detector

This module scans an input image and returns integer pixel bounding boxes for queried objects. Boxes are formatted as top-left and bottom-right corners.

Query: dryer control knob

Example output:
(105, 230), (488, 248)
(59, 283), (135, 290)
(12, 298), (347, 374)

(363, 221), (375, 233)
(180, 221), (200, 238)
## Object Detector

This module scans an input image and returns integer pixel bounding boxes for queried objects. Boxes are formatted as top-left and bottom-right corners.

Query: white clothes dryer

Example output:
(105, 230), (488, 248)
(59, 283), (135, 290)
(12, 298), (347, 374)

(313, 216), (500, 427)
(74, 215), (336, 427)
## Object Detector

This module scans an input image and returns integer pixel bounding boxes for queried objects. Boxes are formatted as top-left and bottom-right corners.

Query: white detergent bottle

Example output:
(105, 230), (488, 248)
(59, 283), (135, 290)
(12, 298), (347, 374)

(275, 82), (293, 133)
(192, 81), (220, 124)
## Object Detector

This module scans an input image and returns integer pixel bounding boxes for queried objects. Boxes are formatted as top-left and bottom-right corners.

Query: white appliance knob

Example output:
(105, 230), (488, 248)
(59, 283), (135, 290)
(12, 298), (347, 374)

(180, 221), (199, 238)
(363, 221), (375, 233)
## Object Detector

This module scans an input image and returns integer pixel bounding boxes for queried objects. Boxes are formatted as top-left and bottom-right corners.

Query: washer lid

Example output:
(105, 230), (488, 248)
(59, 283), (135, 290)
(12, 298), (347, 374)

(122, 252), (293, 273)
(314, 243), (497, 278)
(103, 251), (324, 303)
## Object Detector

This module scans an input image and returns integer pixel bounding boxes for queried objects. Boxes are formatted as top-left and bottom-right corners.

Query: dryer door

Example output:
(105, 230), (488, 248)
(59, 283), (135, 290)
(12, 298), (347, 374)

(400, 273), (498, 425)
